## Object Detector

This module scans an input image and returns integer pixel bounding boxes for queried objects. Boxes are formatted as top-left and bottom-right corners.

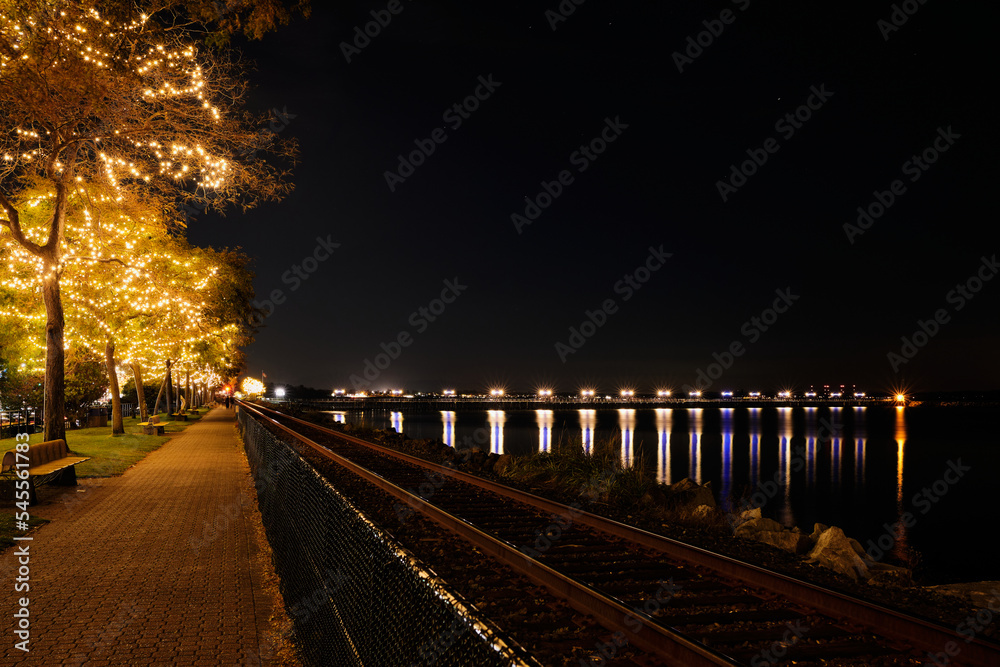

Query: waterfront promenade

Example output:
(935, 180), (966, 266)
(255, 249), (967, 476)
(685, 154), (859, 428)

(0, 408), (293, 666)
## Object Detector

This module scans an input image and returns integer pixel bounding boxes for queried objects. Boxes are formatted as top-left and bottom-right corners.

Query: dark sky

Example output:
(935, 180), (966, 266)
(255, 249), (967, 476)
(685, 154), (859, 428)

(188, 1), (999, 395)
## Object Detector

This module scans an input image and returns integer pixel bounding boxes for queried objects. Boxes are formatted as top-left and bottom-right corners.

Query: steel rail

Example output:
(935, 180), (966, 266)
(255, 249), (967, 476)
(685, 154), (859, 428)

(239, 400), (741, 667)
(246, 401), (1000, 666)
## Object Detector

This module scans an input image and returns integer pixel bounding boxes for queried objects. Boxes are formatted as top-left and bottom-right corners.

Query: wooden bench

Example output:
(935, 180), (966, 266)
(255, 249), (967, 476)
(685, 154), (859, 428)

(170, 413), (188, 422)
(1, 439), (90, 505)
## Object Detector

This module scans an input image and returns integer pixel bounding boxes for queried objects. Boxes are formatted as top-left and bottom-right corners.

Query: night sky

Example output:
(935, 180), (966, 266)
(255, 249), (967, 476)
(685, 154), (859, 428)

(187, 1), (999, 394)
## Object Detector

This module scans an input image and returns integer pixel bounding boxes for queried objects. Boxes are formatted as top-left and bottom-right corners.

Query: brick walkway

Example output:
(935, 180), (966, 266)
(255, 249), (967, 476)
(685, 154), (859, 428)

(0, 408), (292, 666)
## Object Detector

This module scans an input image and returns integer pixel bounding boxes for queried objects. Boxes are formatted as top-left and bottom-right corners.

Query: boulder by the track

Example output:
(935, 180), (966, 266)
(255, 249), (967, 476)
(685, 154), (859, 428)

(806, 526), (870, 581)
(671, 478), (697, 493)
(668, 478), (717, 509)
(810, 523), (829, 542)
(491, 454), (513, 476)
(692, 505), (714, 520)
(848, 537), (874, 563)
(728, 507), (762, 531)
(754, 529), (814, 555)
(734, 516), (784, 537)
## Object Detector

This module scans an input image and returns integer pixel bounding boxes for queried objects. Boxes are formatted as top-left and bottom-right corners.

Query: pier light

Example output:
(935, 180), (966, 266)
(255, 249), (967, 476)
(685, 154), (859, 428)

(778, 391), (791, 398)
(895, 393), (906, 402)
(656, 389), (671, 397)
(721, 391), (733, 398)
(332, 389), (345, 396)
(580, 388), (596, 398)
(749, 391), (760, 398)
(620, 389), (634, 398)
(854, 392), (866, 398)
(830, 391), (842, 398)
(443, 389), (456, 396)
(390, 389), (403, 395)
(538, 389), (553, 397)
(804, 391), (816, 397)
(490, 388), (505, 397)
(275, 387), (285, 398)
(688, 391), (701, 398)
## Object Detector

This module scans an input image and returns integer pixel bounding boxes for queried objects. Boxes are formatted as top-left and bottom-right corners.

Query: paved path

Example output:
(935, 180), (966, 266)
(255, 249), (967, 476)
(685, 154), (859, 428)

(0, 408), (290, 666)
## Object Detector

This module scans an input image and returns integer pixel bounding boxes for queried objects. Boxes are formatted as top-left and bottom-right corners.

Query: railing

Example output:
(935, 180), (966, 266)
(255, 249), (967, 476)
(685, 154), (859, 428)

(0, 408), (41, 439)
(237, 406), (532, 667)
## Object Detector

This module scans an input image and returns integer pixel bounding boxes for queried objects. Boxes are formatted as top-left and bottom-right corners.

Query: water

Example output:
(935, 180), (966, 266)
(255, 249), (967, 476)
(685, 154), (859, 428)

(331, 404), (997, 584)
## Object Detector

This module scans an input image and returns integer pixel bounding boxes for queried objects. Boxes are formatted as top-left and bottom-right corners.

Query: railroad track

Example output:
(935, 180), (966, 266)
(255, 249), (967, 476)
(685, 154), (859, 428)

(239, 401), (1000, 666)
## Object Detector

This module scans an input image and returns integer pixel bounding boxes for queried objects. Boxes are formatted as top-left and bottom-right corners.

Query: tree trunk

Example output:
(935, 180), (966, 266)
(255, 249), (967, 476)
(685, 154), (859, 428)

(105, 339), (124, 435)
(165, 360), (173, 416)
(132, 363), (148, 422)
(186, 370), (192, 412)
(152, 370), (166, 416)
(42, 272), (66, 442)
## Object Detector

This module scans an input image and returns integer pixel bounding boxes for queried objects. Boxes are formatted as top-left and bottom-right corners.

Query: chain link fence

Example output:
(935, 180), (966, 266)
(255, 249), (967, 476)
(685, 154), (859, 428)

(238, 407), (535, 667)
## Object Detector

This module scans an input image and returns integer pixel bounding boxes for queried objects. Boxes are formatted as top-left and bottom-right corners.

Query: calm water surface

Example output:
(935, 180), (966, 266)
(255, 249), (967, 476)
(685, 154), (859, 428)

(331, 405), (996, 584)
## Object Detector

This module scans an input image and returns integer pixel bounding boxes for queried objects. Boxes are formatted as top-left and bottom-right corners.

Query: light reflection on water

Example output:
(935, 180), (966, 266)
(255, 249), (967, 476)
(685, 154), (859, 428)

(357, 406), (880, 497)
(579, 409), (596, 454)
(690, 408), (703, 484)
(537, 410), (553, 453)
(488, 410), (505, 455)
(894, 406), (911, 563)
(655, 408), (671, 484)
(334, 404), (994, 582)
(619, 409), (636, 468)
(441, 411), (455, 448)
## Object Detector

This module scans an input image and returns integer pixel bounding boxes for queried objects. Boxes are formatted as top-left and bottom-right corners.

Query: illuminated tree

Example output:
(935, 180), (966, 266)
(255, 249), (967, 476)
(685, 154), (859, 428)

(0, 1), (293, 440)
(2, 181), (254, 433)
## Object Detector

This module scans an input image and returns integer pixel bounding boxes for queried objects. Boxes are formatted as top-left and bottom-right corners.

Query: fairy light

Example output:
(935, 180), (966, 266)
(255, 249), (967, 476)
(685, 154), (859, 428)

(1, 182), (241, 382)
(1, 6), (229, 199)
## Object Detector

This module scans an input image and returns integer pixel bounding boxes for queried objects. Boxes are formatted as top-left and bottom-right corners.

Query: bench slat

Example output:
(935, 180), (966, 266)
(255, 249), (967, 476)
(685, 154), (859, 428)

(29, 456), (91, 476)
